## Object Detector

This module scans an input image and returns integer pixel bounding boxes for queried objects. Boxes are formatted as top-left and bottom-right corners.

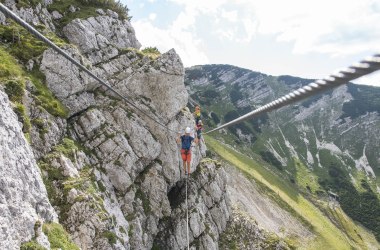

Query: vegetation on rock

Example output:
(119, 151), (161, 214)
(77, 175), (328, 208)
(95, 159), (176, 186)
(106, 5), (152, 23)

(0, 20), (68, 118)
(48, 0), (131, 29)
(20, 241), (46, 250)
(42, 223), (79, 250)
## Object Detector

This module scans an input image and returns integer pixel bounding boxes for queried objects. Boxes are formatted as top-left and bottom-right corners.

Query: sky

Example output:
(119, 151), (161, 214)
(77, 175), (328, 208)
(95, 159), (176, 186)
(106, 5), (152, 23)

(121, 0), (380, 87)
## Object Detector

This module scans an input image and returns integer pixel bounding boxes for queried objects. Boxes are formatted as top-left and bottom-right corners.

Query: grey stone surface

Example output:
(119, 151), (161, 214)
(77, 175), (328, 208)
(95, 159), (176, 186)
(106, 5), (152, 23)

(51, 10), (62, 20)
(153, 161), (230, 250)
(2, 0), (55, 31)
(0, 90), (57, 249)
(63, 14), (141, 64)
(114, 49), (187, 122)
(40, 46), (96, 100)
(0, 11), (5, 24)
(24, 83), (67, 159)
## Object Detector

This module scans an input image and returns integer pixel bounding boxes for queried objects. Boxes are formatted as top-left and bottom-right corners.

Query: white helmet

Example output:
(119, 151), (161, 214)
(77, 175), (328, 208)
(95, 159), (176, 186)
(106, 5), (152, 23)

(185, 127), (191, 133)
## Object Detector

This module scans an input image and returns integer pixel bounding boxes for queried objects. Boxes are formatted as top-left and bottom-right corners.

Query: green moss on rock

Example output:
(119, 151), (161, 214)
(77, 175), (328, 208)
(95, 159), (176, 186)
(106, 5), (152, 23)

(48, 0), (131, 29)
(15, 0), (44, 9)
(102, 230), (117, 244)
(53, 138), (78, 160)
(13, 102), (31, 133)
(4, 79), (25, 103)
(0, 20), (67, 63)
(42, 223), (79, 250)
(135, 188), (151, 214)
(0, 47), (23, 80)
(20, 240), (46, 250)
(30, 68), (68, 118)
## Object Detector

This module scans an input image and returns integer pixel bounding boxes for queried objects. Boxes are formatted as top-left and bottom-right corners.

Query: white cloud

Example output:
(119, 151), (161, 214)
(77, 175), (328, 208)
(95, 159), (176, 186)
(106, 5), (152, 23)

(215, 28), (235, 41)
(148, 13), (156, 21)
(352, 71), (380, 87)
(167, 0), (380, 56)
(132, 19), (209, 66)
(242, 0), (380, 56)
(131, 0), (213, 66)
(221, 10), (238, 23)
(126, 0), (380, 85)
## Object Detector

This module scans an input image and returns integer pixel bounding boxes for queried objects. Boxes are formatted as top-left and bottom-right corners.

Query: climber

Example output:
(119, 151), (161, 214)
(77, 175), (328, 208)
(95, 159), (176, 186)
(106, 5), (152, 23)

(176, 127), (196, 176)
(195, 120), (204, 143)
(193, 105), (201, 124)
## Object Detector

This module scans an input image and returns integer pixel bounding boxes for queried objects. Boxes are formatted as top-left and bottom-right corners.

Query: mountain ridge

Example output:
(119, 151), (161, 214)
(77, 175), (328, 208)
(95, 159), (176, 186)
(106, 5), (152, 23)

(185, 63), (380, 242)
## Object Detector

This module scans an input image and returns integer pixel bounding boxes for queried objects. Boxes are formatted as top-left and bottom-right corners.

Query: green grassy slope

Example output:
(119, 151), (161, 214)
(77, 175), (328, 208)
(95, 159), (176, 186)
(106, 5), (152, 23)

(205, 135), (379, 250)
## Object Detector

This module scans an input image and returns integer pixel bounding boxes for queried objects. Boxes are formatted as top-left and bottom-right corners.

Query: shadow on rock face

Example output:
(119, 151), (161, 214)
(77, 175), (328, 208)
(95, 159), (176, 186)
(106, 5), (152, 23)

(167, 179), (186, 209)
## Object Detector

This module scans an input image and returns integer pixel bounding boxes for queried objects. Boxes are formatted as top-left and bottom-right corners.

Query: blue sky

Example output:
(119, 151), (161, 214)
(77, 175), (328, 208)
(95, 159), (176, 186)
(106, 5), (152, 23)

(121, 0), (380, 86)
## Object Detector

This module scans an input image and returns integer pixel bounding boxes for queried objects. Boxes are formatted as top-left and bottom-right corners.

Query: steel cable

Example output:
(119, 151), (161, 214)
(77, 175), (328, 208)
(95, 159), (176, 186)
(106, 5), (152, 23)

(205, 54), (380, 134)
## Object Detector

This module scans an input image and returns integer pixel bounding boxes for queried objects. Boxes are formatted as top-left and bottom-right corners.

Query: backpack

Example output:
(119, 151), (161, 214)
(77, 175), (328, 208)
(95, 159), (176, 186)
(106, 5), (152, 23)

(181, 135), (193, 150)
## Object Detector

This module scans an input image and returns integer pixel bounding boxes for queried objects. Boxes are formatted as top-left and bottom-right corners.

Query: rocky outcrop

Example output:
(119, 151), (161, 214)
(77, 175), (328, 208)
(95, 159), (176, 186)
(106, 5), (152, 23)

(116, 49), (187, 121)
(34, 8), (211, 249)
(153, 160), (230, 250)
(0, 3), (228, 250)
(0, 90), (57, 249)
(63, 13), (141, 64)
(2, 0), (55, 30)
(24, 80), (67, 159)
(225, 164), (311, 239)
(219, 208), (291, 250)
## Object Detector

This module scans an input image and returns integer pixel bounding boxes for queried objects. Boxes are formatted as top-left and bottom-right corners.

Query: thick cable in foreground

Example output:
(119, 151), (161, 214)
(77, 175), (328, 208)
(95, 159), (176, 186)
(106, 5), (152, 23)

(205, 54), (380, 134)
(0, 3), (177, 134)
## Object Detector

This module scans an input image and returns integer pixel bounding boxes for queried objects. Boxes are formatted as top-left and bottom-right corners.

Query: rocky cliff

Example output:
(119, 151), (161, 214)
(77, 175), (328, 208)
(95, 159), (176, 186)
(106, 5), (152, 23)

(0, 1), (228, 249)
(0, 89), (56, 249)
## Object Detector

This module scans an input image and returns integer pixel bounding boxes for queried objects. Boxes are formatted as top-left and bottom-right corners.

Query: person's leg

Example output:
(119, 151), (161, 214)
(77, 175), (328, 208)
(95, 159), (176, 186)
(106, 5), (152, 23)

(181, 149), (187, 174)
(187, 151), (192, 174)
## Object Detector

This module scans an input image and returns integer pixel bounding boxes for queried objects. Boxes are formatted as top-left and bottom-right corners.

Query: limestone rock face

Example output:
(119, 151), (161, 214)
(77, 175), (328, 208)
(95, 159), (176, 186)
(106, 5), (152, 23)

(115, 49), (188, 122)
(2, 0), (55, 31)
(40, 47), (92, 98)
(0, 90), (57, 249)
(63, 14), (141, 64)
(153, 161), (230, 250)
(219, 209), (291, 250)
(0, 11), (5, 24)
(36, 13), (205, 248)
(0, 3), (229, 250)
(24, 81), (67, 159)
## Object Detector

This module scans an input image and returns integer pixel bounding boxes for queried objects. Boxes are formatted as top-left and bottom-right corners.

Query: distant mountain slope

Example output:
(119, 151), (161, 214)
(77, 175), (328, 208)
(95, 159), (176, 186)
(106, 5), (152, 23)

(185, 64), (380, 241)
(206, 135), (380, 249)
